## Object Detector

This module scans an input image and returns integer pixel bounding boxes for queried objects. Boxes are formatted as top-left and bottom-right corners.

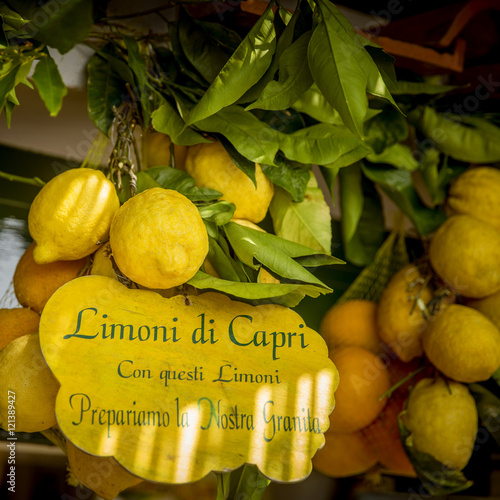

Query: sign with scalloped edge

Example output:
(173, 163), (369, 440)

(39, 275), (338, 484)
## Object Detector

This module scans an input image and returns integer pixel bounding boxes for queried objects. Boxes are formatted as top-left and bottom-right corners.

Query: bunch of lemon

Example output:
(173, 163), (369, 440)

(0, 135), (278, 498)
(316, 166), (500, 481)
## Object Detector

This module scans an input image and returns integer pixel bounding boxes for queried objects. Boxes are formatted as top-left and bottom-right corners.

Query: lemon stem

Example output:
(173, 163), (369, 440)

(378, 365), (427, 401)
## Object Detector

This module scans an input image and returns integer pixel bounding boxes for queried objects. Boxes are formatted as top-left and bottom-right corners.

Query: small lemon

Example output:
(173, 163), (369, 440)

(377, 264), (433, 362)
(0, 308), (40, 351)
(429, 214), (500, 298)
(402, 377), (478, 470)
(109, 188), (208, 289)
(28, 168), (120, 264)
(185, 141), (274, 223)
(143, 131), (188, 170)
(446, 166), (500, 233)
(90, 243), (118, 280)
(423, 304), (500, 383)
(0, 333), (59, 432)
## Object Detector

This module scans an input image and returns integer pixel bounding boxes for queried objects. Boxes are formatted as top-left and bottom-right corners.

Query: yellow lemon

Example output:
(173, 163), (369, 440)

(109, 188), (208, 289)
(66, 441), (142, 500)
(28, 168), (120, 264)
(377, 264), (433, 362)
(446, 166), (500, 233)
(429, 214), (500, 298)
(423, 304), (500, 383)
(143, 131), (188, 170)
(90, 243), (118, 280)
(0, 307), (40, 351)
(0, 333), (59, 432)
(401, 377), (478, 471)
(185, 141), (274, 223)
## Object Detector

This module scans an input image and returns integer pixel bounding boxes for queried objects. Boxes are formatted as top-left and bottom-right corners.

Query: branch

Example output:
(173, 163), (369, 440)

(0, 170), (45, 186)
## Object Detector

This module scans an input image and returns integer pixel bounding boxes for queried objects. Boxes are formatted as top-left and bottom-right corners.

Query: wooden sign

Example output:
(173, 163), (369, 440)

(39, 276), (338, 484)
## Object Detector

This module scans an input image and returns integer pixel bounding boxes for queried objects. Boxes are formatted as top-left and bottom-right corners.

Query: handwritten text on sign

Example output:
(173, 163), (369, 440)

(39, 276), (338, 484)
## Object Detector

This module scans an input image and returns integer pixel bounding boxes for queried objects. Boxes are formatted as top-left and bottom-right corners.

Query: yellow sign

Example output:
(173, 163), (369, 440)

(39, 276), (338, 484)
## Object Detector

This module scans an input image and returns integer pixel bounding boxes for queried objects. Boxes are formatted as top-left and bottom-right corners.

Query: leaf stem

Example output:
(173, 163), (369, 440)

(379, 365), (427, 401)
(0, 170), (45, 186)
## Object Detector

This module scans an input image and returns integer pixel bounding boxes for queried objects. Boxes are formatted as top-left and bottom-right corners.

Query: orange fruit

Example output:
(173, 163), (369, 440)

(328, 346), (391, 433)
(0, 308), (40, 351)
(364, 389), (416, 477)
(13, 243), (89, 313)
(320, 299), (383, 355)
(313, 430), (377, 478)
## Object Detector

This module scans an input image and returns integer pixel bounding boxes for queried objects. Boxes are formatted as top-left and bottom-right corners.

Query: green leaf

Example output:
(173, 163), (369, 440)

(409, 106), (500, 163)
(216, 134), (256, 186)
(392, 80), (460, 95)
(221, 465), (270, 500)
(270, 176), (332, 254)
(364, 105), (408, 154)
(87, 53), (126, 135)
(178, 8), (229, 84)
(32, 50), (67, 117)
(206, 236), (244, 282)
(261, 155), (311, 202)
(96, 44), (136, 87)
(27, 0), (93, 54)
(195, 106), (280, 164)
(188, 271), (329, 307)
(339, 164), (385, 267)
(246, 31), (313, 112)
(367, 143), (419, 171)
(361, 41), (398, 94)
(185, 2), (276, 126)
(198, 201), (236, 226)
(469, 383), (500, 448)
(361, 162), (447, 235)
(151, 100), (210, 146)
(224, 221), (341, 286)
(143, 166), (222, 202)
(0, 62), (19, 111)
(280, 122), (371, 165)
(398, 412), (474, 496)
(291, 83), (340, 124)
(308, 2), (368, 137)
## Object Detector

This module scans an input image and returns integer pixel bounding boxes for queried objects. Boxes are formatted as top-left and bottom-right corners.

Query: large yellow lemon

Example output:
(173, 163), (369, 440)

(28, 168), (120, 264)
(109, 188), (208, 289)
(185, 141), (274, 223)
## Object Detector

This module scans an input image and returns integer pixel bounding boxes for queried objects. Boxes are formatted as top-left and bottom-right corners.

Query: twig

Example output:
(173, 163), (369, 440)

(0, 170), (45, 186)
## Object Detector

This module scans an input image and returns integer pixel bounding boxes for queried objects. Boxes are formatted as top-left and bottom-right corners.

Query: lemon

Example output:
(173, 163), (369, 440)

(377, 264), (433, 362)
(90, 243), (118, 280)
(143, 131), (188, 170)
(0, 333), (59, 432)
(185, 141), (274, 223)
(429, 214), (500, 298)
(423, 304), (500, 383)
(28, 168), (120, 264)
(0, 308), (40, 351)
(446, 166), (500, 233)
(109, 188), (208, 289)
(402, 377), (478, 470)
(66, 441), (142, 500)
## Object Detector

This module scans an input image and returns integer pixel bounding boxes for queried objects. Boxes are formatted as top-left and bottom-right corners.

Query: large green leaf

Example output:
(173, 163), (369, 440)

(409, 106), (500, 163)
(188, 271), (329, 307)
(0, 63), (19, 112)
(392, 80), (460, 95)
(398, 412), (474, 495)
(185, 3), (276, 126)
(87, 53), (126, 135)
(308, 1), (368, 137)
(339, 164), (385, 267)
(246, 31), (313, 112)
(361, 162), (447, 235)
(291, 83), (341, 124)
(270, 176), (332, 254)
(279, 122), (371, 165)
(143, 166), (221, 202)
(177, 8), (229, 84)
(32, 50), (67, 117)
(151, 100), (210, 146)
(261, 155), (311, 202)
(224, 222), (342, 286)
(367, 143), (419, 171)
(26, 0), (93, 54)
(217, 465), (270, 500)
(195, 106), (280, 164)
(364, 105), (408, 154)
